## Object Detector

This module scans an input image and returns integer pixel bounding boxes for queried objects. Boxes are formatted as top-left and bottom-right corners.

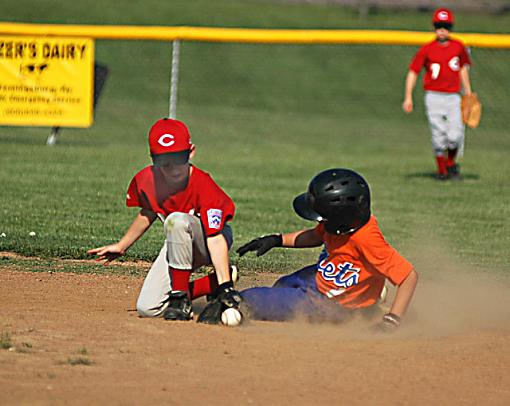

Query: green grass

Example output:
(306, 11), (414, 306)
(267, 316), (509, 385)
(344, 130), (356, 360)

(0, 332), (13, 349)
(3, 0), (510, 32)
(64, 357), (93, 366)
(1, 1), (509, 274)
(0, 254), (148, 276)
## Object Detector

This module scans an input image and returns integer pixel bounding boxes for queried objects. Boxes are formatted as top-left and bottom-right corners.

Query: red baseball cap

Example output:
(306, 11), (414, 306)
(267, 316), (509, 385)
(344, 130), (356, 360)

(432, 8), (454, 25)
(148, 118), (192, 166)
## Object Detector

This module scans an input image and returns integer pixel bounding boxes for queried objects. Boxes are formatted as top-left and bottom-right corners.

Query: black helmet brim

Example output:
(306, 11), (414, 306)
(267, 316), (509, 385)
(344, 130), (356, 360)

(293, 193), (323, 221)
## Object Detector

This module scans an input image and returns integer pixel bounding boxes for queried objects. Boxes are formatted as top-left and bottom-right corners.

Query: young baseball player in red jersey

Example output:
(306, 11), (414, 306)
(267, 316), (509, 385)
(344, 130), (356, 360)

(237, 169), (418, 331)
(402, 8), (473, 181)
(88, 118), (242, 322)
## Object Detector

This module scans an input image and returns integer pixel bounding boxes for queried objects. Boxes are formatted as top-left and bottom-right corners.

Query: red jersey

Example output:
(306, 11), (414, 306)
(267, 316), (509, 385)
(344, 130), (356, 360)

(409, 38), (471, 93)
(126, 165), (235, 236)
(314, 216), (413, 309)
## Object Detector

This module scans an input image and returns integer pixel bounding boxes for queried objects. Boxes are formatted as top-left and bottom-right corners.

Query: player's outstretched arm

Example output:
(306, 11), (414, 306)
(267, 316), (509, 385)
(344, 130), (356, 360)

(206, 233), (231, 284)
(87, 209), (156, 264)
(237, 228), (321, 257)
(197, 233), (243, 325)
(380, 269), (419, 330)
(282, 228), (322, 248)
(236, 234), (282, 257)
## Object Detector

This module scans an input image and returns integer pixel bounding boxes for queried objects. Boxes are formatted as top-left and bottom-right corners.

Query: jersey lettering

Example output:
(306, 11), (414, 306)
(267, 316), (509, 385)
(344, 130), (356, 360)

(430, 63), (441, 80)
(317, 259), (360, 289)
(448, 56), (460, 71)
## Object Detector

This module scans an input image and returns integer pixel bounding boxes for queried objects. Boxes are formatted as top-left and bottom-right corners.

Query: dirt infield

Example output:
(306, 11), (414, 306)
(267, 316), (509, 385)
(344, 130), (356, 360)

(1, 260), (510, 405)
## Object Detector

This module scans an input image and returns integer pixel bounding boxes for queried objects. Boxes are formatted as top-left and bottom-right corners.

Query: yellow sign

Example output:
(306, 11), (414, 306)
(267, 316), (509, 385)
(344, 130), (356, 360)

(0, 35), (94, 127)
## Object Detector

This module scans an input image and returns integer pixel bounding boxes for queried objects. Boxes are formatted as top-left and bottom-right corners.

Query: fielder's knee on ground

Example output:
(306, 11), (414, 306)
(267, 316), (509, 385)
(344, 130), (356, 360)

(136, 298), (168, 318)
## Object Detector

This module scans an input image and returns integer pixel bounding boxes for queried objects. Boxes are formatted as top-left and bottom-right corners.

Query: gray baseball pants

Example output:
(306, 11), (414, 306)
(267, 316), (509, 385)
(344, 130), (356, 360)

(424, 91), (465, 157)
(136, 212), (233, 317)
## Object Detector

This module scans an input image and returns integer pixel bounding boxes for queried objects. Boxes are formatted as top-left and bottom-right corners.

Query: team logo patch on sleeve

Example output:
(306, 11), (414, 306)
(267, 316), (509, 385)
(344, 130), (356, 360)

(207, 209), (223, 229)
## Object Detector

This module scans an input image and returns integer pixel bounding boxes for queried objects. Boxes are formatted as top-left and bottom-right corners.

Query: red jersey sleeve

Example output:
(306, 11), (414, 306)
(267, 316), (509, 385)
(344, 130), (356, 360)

(459, 44), (471, 67)
(126, 176), (142, 208)
(356, 223), (413, 286)
(197, 175), (235, 236)
(409, 45), (427, 73)
(125, 171), (157, 213)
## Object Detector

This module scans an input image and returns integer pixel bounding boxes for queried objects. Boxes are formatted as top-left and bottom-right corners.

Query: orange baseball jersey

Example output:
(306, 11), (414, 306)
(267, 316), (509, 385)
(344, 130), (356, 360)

(314, 216), (413, 309)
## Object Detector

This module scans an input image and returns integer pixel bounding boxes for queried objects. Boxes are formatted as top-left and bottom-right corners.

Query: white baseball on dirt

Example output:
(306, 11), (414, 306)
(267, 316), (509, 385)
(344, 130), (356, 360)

(221, 308), (242, 327)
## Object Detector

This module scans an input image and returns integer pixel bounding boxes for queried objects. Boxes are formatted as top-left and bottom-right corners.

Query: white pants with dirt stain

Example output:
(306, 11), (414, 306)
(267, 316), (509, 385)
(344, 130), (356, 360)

(425, 91), (465, 157)
(135, 212), (232, 318)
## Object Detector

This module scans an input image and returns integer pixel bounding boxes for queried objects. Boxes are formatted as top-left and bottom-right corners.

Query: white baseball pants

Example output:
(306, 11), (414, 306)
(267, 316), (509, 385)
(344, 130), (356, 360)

(136, 212), (233, 317)
(424, 91), (465, 157)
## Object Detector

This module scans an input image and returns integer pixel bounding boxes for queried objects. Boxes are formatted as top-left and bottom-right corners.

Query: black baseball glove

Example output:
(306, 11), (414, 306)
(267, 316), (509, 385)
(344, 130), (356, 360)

(236, 234), (283, 257)
(197, 281), (243, 325)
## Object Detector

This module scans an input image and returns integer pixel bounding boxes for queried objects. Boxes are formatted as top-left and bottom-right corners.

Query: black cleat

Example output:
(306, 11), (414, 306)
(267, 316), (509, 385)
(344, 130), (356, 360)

(163, 291), (193, 321)
(434, 173), (448, 181)
(447, 164), (462, 181)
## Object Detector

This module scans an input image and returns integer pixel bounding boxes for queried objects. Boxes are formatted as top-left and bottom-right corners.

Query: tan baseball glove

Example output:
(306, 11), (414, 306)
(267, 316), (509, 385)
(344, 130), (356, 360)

(462, 93), (482, 129)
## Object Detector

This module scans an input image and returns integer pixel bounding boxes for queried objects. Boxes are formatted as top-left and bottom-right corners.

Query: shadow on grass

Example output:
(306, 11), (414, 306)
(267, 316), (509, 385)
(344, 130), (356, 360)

(405, 171), (480, 181)
(0, 133), (103, 148)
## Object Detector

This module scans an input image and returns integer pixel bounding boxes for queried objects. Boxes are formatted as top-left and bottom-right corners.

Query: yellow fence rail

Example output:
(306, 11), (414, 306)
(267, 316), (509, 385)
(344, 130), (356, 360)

(1, 22), (510, 48)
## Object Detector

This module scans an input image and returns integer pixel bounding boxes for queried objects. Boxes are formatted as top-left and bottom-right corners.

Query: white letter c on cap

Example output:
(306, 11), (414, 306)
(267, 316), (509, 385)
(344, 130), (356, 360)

(438, 11), (448, 20)
(158, 133), (175, 147)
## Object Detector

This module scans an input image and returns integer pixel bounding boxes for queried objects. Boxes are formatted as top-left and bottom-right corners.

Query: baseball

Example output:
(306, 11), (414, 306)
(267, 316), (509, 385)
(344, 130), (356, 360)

(221, 308), (243, 327)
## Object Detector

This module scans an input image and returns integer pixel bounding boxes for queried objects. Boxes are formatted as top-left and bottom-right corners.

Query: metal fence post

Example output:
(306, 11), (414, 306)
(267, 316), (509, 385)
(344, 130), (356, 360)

(169, 39), (180, 119)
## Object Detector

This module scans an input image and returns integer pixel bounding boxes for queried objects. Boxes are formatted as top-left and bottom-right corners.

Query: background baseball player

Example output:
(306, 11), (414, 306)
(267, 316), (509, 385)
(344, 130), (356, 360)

(402, 8), (473, 181)
(88, 118), (241, 322)
(237, 168), (418, 331)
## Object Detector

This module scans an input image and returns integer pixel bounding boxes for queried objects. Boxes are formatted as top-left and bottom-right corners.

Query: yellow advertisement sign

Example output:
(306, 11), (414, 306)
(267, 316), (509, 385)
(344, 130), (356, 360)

(0, 35), (94, 127)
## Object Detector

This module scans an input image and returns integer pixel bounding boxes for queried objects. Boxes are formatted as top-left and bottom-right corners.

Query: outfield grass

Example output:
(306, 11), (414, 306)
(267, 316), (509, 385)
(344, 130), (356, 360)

(1, 1), (509, 274)
(3, 0), (510, 32)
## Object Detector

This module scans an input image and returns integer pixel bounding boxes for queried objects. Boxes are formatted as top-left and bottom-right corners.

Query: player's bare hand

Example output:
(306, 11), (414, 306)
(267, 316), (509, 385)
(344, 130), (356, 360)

(87, 244), (125, 265)
(236, 234), (283, 257)
(402, 99), (413, 113)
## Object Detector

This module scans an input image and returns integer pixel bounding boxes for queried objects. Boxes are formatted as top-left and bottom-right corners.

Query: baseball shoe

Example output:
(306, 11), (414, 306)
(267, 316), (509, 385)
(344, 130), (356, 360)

(434, 173), (448, 181)
(447, 164), (462, 181)
(163, 291), (193, 321)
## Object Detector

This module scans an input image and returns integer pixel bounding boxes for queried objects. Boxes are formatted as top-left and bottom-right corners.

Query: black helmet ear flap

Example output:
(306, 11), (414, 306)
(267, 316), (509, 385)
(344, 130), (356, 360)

(293, 193), (322, 221)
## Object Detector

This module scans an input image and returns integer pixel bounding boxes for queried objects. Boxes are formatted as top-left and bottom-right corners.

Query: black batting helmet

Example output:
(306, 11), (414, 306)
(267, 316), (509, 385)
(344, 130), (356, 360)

(293, 168), (371, 235)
